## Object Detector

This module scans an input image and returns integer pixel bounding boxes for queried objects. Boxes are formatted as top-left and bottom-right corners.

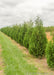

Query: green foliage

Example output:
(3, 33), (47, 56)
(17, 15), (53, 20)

(23, 20), (33, 48)
(18, 22), (28, 45)
(51, 32), (54, 36)
(29, 17), (47, 58)
(53, 36), (54, 42)
(23, 28), (33, 48)
(1, 22), (33, 46)
(44, 26), (54, 32)
(46, 40), (54, 68)
(1, 17), (47, 58)
(51, 32), (54, 42)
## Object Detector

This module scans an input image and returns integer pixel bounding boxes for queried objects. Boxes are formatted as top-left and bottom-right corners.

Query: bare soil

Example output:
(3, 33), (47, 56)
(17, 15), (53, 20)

(46, 32), (53, 41)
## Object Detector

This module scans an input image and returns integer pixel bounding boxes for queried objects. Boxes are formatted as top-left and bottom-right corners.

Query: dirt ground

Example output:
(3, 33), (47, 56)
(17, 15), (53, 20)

(46, 32), (53, 41)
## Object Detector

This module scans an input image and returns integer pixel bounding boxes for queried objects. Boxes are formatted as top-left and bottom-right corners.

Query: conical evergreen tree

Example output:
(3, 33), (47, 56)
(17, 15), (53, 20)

(46, 37), (54, 68)
(29, 17), (47, 58)
(18, 22), (28, 45)
(23, 20), (33, 48)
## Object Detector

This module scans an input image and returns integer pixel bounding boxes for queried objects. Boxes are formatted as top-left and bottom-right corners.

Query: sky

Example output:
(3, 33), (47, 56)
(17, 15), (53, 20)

(0, 0), (54, 28)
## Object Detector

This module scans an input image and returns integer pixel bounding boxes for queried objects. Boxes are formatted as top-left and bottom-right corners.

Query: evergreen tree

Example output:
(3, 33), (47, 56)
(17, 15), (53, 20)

(29, 17), (47, 58)
(23, 20), (33, 48)
(46, 39), (54, 68)
(18, 22), (28, 45)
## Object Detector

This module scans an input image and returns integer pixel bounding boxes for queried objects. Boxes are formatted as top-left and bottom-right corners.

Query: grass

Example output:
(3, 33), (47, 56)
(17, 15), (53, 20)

(0, 66), (2, 70)
(0, 31), (39, 75)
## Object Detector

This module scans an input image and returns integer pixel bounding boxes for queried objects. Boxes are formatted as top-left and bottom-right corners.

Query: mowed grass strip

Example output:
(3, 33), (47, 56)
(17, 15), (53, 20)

(0, 31), (38, 75)
(0, 45), (5, 75)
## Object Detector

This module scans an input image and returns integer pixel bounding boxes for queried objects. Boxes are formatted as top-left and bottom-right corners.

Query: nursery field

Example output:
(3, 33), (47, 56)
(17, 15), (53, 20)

(0, 17), (54, 75)
(0, 31), (54, 75)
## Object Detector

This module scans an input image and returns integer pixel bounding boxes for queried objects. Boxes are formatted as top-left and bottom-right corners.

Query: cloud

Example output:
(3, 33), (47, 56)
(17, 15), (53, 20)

(1, 0), (25, 7)
(0, 0), (54, 28)
(41, 3), (54, 26)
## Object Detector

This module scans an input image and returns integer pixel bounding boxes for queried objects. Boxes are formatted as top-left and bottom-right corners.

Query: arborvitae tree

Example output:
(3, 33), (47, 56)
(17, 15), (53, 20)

(29, 17), (47, 58)
(46, 39), (54, 68)
(23, 20), (33, 48)
(18, 22), (28, 45)
(11, 25), (18, 40)
(23, 28), (33, 48)
(8, 25), (21, 43)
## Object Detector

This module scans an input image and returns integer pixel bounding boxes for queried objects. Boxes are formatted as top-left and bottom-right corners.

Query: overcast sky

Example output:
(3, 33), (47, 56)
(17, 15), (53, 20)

(0, 0), (54, 28)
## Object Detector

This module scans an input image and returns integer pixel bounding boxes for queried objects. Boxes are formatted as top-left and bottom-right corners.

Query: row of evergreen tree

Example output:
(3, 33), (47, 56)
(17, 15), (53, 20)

(1, 17), (54, 69)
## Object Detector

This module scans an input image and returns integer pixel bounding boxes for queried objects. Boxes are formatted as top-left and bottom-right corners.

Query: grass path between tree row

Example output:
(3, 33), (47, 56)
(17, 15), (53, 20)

(0, 31), (38, 75)
(0, 31), (54, 75)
